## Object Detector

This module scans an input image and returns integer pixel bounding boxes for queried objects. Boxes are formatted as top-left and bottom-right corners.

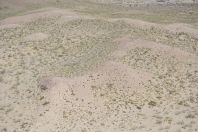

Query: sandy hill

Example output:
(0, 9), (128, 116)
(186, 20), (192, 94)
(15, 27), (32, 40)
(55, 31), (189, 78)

(0, 1), (198, 132)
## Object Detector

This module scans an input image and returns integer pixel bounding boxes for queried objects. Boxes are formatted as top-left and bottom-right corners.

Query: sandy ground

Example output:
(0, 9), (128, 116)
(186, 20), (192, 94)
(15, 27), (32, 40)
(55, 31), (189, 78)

(0, 1), (198, 132)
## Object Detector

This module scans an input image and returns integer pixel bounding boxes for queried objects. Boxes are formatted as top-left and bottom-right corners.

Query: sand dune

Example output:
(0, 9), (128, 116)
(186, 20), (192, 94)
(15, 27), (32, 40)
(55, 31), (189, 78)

(0, 1), (198, 132)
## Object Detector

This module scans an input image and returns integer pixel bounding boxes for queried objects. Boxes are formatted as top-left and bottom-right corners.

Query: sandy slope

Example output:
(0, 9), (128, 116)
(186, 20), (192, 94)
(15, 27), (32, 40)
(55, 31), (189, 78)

(31, 37), (198, 132)
(0, 6), (198, 132)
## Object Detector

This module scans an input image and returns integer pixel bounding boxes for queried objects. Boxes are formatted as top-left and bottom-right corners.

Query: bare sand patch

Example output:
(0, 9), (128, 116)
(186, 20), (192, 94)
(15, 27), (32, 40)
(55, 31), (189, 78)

(0, 40), (4, 46)
(23, 33), (48, 41)
(0, 82), (10, 93)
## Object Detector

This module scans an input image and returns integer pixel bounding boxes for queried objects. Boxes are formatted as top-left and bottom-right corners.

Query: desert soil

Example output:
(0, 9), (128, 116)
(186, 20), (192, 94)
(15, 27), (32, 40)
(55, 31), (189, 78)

(0, 0), (198, 132)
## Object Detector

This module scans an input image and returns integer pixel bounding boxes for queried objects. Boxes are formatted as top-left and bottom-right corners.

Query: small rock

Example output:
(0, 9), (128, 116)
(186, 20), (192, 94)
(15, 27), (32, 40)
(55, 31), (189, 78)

(39, 77), (55, 91)
(148, 101), (157, 106)
(136, 106), (142, 109)
(178, 34), (186, 41)
(42, 101), (50, 106)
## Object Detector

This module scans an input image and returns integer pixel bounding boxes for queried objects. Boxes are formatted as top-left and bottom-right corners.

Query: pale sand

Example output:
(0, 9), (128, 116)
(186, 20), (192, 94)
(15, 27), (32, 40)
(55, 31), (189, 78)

(23, 33), (49, 42)
(0, 5), (198, 132)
